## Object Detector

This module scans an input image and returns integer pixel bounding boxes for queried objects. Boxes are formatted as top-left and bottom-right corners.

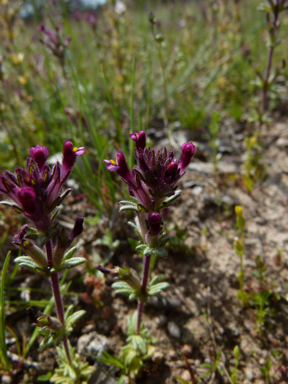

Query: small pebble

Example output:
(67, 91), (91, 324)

(181, 370), (191, 381)
(167, 321), (181, 338)
(168, 350), (177, 360)
(181, 344), (193, 357)
(259, 358), (265, 365)
(2, 376), (12, 384)
(156, 315), (168, 328)
(245, 368), (254, 380)
(152, 351), (164, 364)
(194, 359), (201, 367)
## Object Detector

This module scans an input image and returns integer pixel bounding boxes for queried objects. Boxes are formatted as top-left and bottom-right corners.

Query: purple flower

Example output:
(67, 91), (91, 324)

(130, 131), (146, 151)
(39, 24), (71, 64)
(69, 217), (84, 241)
(65, 107), (88, 129)
(61, 141), (85, 180)
(147, 212), (163, 236)
(103, 132), (195, 212)
(30, 145), (49, 171)
(178, 142), (196, 173)
(84, 12), (98, 28)
(103, 152), (136, 187)
(0, 142), (85, 232)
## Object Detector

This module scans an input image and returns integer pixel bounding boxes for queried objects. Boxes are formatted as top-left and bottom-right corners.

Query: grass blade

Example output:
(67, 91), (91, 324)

(0, 251), (11, 372)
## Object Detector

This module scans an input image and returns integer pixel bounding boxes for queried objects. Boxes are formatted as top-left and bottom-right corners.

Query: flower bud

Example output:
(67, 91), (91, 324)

(130, 131), (146, 151)
(69, 217), (84, 241)
(27, 308), (61, 331)
(17, 187), (37, 215)
(14, 226), (47, 267)
(165, 161), (179, 179)
(234, 237), (244, 256)
(30, 145), (49, 170)
(235, 205), (242, 217)
(119, 265), (141, 291)
(179, 142), (196, 172)
(235, 206), (245, 230)
(147, 212), (163, 236)
(62, 142), (85, 173)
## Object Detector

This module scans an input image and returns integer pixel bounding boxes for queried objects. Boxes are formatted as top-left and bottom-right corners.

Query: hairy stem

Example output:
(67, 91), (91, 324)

(45, 240), (72, 365)
(136, 254), (151, 335)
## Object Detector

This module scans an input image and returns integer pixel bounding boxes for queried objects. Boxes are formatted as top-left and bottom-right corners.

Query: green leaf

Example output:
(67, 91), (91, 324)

(135, 244), (146, 251)
(148, 282), (169, 296)
(144, 246), (167, 258)
(127, 335), (147, 355)
(112, 281), (132, 290)
(57, 257), (86, 271)
(38, 372), (53, 381)
(97, 351), (126, 370)
(160, 190), (181, 208)
(63, 246), (77, 261)
(66, 310), (86, 327)
(149, 275), (160, 286)
(233, 345), (241, 360)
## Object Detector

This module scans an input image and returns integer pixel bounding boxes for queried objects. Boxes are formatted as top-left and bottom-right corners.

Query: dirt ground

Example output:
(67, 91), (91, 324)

(2, 115), (288, 384)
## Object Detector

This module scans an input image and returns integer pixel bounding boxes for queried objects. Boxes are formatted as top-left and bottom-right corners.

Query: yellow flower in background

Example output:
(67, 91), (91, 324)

(11, 52), (24, 64)
(218, 77), (226, 89)
(18, 75), (28, 85)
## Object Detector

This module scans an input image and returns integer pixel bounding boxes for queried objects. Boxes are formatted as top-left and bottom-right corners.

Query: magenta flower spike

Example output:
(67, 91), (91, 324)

(103, 131), (195, 212)
(101, 132), (195, 338)
(0, 142), (85, 232)
(38, 23), (71, 65)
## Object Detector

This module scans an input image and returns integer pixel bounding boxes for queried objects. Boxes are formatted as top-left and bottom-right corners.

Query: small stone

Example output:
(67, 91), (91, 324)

(194, 359), (201, 367)
(192, 186), (203, 195)
(77, 331), (109, 357)
(152, 351), (164, 364)
(81, 324), (95, 334)
(181, 370), (191, 381)
(182, 315), (208, 345)
(168, 322), (181, 338)
(181, 344), (193, 357)
(2, 376), (12, 384)
(245, 368), (254, 380)
(155, 315), (168, 328)
(168, 350), (177, 360)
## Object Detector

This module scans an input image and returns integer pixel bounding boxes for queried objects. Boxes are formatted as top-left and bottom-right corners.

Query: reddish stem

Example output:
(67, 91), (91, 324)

(136, 254), (151, 335)
(45, 240), (72, 365)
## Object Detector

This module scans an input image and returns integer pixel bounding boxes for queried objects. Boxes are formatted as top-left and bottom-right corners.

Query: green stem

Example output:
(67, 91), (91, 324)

(151, 24), (169, 130)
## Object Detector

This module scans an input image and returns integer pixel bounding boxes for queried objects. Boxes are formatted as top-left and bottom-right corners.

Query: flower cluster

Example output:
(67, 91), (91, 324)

(104, 131), (195, 212)
(104, 131), (195, 248)
(39, 24), (71, 65)
(65, 107), (88, 129)
(0, 142), (86, 274)
(0, 142), (84, 233)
